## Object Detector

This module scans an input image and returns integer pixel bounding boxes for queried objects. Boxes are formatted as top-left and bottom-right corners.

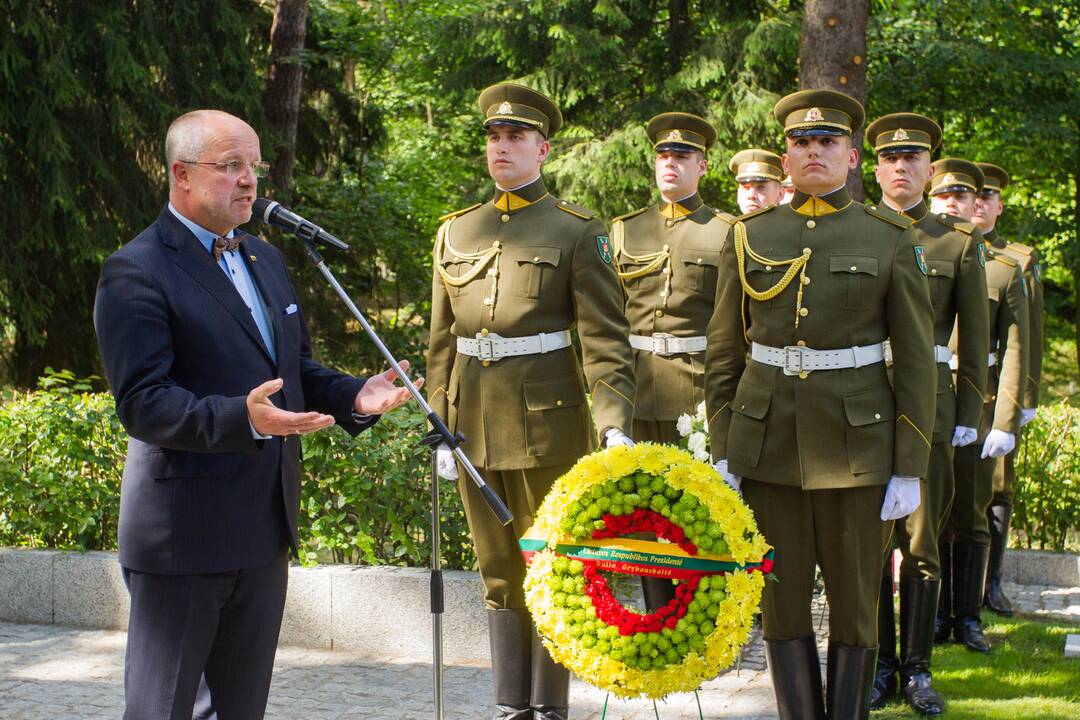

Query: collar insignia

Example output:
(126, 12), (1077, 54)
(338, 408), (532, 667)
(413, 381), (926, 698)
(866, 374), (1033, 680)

(804, 107), (824, 122)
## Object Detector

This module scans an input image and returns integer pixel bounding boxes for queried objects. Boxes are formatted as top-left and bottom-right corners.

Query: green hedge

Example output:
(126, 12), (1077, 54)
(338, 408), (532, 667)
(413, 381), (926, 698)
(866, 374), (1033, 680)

(1012, 401), (1080, 552)
(0, 372), (475, 569)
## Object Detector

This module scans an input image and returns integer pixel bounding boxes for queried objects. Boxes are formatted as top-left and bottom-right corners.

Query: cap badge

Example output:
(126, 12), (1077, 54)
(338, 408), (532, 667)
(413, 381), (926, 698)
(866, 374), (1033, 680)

(497, 101), (513, 114)
(892, 128), (910, 141)
(668, 129), (683, 141)
(942, 173), (958, 185)
(804, 107), (824, 122)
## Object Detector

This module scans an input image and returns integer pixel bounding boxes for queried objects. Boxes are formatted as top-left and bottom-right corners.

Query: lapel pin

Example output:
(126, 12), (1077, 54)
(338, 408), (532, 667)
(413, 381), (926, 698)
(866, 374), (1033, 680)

(250, 255), (257, 262)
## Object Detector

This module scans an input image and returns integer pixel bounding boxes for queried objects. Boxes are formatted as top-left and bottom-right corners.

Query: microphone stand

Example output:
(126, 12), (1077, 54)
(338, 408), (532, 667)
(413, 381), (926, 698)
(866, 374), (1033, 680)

(290, 236), (513, 720)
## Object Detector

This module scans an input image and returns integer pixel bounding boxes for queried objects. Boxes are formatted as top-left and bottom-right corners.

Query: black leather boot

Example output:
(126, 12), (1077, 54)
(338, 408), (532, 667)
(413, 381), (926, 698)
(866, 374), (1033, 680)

(764, 635), (825, 720)
(641, 576), (677, 613)
(984, 502), (1014, 617)
(825, 641), (877, 720)
(952, 543), (992, 653)
(488, 609), (532, 720)
(530, 629), (569, 720)
(899, 577), (945, 715)
(934, 539), (953, 644)
(870, 568), (898, 710)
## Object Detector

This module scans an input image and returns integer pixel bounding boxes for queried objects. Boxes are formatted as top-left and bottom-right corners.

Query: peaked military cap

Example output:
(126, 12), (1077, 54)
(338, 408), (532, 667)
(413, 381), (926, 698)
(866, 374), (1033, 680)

(646, 112), (717, 152)
(781, 175), (793, 188)
(865, 112), (942, 154)
(773, 89), (865, 137)
(976, 162), (1010, 195)
(478, 82), (563, 137)
(729, 149), (784, 183)
(929, 158), (984, 195)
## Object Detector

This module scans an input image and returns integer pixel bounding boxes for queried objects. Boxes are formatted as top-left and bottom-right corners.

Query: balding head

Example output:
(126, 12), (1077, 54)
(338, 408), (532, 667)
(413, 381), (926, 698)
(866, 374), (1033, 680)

(165, 110), (254, 189)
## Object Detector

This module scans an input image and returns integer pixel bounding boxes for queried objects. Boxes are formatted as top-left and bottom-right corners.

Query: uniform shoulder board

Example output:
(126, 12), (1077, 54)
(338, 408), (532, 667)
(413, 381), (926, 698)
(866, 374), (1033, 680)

(713, 209), (737, 223)
(863, 203), (914, 229)
(989, 250), (1017, 268)
(1006, 241), (1034, 256)
(933, 213), (976, 235)
(555, 199), (595, 221)
(736, 204), (776, 222)
(438, 203), (481, 222)
(612, 206), (648, 223)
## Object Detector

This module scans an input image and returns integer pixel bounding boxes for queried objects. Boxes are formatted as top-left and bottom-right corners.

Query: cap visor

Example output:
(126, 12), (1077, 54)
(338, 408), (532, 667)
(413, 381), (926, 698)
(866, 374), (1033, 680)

(787, 127), (847, 138)
(655, 141), (704, 153)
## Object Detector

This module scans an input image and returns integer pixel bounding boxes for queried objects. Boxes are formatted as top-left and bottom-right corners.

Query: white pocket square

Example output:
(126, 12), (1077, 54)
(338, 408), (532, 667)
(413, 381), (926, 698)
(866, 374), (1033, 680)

(284, 303), (298, 315)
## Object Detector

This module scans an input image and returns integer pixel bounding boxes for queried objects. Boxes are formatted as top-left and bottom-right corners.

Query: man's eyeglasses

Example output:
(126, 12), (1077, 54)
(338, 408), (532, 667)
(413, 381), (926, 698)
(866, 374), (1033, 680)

(181, 159), (270, 179)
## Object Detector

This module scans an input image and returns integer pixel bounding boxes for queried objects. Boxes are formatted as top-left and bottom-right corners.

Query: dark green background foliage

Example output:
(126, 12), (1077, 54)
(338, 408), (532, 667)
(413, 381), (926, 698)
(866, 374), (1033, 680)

(0, 375), (474, 569)
(1013, 403), (1080, 551)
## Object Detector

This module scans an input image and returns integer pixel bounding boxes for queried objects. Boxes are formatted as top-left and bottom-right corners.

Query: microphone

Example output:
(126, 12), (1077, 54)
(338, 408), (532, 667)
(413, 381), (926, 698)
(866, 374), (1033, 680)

(252, 198), (349, 251)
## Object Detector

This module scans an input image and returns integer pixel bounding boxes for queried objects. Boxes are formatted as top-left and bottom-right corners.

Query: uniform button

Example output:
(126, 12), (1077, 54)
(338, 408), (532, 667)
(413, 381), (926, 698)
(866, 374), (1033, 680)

(663, 244), (670, 252)
(765, 265), (773, 271)
(939, 214), (948, 220)
(482, 360), (491, 367)
(697, 257), (703, 263)
(665, 219), (674, 227)
(797, 340), (806, 347)
(930, 268), (938, 275)
(556, 400), (564, 407)
(740, 404), (746, 410)
(806, 220), (816, 228)
(802, 276), (811, 285)
(655, 309), (664, 317)
(501, 213), (510, 222)
(799, 307), (809, 317)
(869, 205), (877, 211)
(493, 240), (501, 248)
(663, 267), (671, 274)
(533, 256), (540, 262)
(850, 265), (858, 272)
(802, 247), (812, 255)
(874, 413), (882, 420)
(481, 328), (489, 336)
(798, 371), (809, 380)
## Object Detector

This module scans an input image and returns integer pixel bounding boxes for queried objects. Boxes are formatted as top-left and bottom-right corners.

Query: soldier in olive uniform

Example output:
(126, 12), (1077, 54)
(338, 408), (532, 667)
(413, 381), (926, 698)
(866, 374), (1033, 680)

(705, 90), (936, 720)
(865, 116), (989, 716)
(779, 174), (795, 205)
(729, 149), (785, 215)
(426, 83), (636, 720)
(972, 162), (1044, 617)
(928, 159), (1029, 654)
(612, 112), (731, 611)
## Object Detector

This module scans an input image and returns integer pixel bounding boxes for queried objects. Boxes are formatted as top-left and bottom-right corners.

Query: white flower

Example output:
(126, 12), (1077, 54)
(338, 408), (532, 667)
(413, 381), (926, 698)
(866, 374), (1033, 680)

(676, 414), (693, 437)
(693, 449), (711, 462)
(696, 401), (706, 420)
(687, 431), (708, 456)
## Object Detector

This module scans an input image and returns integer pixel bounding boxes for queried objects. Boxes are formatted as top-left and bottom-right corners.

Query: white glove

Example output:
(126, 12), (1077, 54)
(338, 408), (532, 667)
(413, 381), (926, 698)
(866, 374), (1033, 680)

(436, 443), (458, 480)
(950, 425), (978, 447)
(712, 458), (742, 493)
(603, 428), (634, 447)
(880, 476), (921, 521)
(981, 429), (1016, 458)
(1020, 408), (1037, 427)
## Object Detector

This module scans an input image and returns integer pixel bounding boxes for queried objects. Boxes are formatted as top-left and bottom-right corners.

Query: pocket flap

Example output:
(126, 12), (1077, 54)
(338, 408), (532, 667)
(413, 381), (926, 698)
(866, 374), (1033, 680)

(842, 390), (895, 427)
(829, 255), (879, 276)
(682, 249), (720, 267)
(925, 259), (955, 278)
(731, 382), (772, 420)
(524, 376), (583, 411)
(512, 247), (561, 267)
(745, 259), (784, 274)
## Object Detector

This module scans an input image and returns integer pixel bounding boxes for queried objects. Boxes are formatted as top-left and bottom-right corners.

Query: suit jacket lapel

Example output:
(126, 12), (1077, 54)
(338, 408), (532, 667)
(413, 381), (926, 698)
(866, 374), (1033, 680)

(158, 208), (275, 365)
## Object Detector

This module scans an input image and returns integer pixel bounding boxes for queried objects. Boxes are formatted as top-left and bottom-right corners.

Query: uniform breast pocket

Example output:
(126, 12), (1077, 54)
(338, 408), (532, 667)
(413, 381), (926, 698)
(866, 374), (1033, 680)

(681, 249), (720, 293)
(842, 389), (895, 475)
(511, 247), (561, 299)
(439, 257), (479, 298)
(617, 256), (660, 293)
(925, 260), (955, 310)
(727, 382), (772, 469)
(829, 255), (879, 311)
(743, 259), (787, 306)
(523, 376), (588, 456)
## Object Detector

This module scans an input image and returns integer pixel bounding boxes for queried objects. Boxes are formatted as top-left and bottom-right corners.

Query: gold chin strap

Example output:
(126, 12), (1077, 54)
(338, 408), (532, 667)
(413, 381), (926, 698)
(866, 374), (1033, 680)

(434, 216), (502, 320)
(732, 221), (812, 338)
(611, 219), (673, 306)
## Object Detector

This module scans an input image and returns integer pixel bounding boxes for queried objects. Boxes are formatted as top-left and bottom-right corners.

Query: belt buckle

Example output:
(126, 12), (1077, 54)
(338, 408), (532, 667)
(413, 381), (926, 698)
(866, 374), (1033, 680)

(782, 345), (805, 376)
(475, 335), (495, 362)
(653, 333), (673, 356)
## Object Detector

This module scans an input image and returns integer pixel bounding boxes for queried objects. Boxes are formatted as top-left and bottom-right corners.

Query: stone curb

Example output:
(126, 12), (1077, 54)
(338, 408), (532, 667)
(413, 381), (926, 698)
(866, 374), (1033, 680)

(1, 546), (1076, 662)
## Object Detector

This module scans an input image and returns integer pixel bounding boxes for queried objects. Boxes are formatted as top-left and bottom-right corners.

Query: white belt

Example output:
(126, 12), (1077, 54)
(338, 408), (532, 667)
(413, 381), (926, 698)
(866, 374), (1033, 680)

(629, 333), (707, 356)
(456, 330), (572, 362)
(751, 341), (886, 376)
(947, 350), (998, 371)
(882, 340), (952, 366)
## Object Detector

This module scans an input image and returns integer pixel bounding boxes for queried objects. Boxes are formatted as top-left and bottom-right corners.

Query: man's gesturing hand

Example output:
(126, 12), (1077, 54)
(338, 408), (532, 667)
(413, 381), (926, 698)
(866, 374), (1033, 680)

(355, 359), (423, 415)
(247, 378), (335, 437)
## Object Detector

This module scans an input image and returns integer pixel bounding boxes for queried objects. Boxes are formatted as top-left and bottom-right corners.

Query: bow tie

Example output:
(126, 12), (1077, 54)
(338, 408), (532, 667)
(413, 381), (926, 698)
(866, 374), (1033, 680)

(213, 236), (241, 261)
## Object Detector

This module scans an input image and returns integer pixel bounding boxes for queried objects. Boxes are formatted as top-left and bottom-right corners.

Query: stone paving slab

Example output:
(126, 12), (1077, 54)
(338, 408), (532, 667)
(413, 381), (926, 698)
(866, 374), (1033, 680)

(0, 622), (778, 720)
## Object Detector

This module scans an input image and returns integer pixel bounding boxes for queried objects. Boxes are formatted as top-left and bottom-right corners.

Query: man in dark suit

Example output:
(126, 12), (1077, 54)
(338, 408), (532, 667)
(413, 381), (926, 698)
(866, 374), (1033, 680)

(94, 109), (417, 719)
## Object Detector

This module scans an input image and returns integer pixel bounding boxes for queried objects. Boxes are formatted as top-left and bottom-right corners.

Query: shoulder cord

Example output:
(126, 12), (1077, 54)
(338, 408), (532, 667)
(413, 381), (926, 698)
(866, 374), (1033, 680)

(732, 220), (812, 337)
(434, 216), (501, 319)
(611, 219), (673, 307)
